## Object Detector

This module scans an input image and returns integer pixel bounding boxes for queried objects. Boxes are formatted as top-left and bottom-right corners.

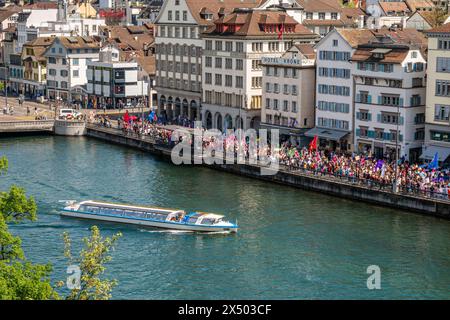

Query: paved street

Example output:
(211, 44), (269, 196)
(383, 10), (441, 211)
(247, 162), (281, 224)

(0, 95), (54, 121)
(0, 95), (153, 121)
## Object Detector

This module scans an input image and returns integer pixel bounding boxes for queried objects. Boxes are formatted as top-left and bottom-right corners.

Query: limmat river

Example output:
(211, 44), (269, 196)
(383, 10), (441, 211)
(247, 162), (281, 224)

(1, 135), (450, 299)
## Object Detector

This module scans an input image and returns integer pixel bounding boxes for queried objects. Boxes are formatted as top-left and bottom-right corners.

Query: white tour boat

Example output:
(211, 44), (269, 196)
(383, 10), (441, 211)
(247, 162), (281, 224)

(61, 200), (238, 233)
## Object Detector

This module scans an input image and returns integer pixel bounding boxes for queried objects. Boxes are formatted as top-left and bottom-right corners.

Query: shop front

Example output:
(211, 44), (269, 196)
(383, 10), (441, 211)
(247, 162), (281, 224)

(305, 127), (350, 153)
(260, 122), (311, 147)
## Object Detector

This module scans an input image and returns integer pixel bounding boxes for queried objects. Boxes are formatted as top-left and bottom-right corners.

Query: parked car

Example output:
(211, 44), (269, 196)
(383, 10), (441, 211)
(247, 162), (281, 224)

(59, 108), (83, 120)
(36, 96), (47, 103)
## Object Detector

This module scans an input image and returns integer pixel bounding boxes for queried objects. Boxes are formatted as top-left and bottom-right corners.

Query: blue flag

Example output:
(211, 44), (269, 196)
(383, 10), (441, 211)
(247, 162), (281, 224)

(375, 159), (384, 170)
(428, 152), (439, 170)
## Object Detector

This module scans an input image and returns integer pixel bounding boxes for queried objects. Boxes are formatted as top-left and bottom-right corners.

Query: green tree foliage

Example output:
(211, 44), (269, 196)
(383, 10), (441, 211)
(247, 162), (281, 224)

(0, 185), (37, 223)
(61, 226), (122, 300)
(1, 156), (121, 300)
(427, 8), (449, 28)
(0, 219), (23, 261)
(340, 0), (356, 8)
(0, 262), (57, 300)
(0, 157), (7, 174)
(0, 157), (57, 300)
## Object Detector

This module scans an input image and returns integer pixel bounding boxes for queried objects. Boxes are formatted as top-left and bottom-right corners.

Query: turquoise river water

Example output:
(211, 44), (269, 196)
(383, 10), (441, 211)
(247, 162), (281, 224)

(1, 135), (450, 299)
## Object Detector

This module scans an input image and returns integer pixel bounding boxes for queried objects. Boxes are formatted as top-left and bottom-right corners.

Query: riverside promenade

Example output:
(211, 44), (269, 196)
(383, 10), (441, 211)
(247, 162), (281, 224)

(85, 123), (450, 219)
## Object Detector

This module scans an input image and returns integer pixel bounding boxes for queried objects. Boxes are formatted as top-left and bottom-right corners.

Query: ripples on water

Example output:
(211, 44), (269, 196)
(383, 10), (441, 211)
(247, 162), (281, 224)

(1, 135), (450, 299)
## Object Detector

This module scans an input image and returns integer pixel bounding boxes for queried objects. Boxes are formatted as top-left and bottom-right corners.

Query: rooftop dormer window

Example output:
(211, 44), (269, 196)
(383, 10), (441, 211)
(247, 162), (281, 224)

(371, 48), (391, 60)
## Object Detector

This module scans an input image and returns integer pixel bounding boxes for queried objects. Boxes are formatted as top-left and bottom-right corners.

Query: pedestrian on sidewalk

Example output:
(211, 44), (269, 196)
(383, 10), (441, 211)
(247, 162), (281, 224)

(27, 106), (30, 116)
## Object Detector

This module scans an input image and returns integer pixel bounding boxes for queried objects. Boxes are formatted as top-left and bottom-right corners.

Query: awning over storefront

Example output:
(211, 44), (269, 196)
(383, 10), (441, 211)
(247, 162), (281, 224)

(420, 145), (450, 161)
(305, 127), (349, 141)
(259, 122), (307, 136)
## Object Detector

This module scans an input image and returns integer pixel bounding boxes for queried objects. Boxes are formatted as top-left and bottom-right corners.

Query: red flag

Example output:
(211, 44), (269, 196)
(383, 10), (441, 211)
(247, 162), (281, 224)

(278, 24), (284, 40)
(309, 136), (318, 152)
(123, 110), (130, 123)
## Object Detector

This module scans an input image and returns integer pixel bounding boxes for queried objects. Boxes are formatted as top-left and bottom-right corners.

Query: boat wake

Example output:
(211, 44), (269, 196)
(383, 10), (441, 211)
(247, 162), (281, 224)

(202, 230), (233, 235)
(138, 229), (233, 235)
(139, 229), (194, 234)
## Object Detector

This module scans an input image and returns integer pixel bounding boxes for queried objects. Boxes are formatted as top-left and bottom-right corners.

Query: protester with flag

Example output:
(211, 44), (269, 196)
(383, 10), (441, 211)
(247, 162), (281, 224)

(123, 110), (130, 124)
(309, 136), (318, 152)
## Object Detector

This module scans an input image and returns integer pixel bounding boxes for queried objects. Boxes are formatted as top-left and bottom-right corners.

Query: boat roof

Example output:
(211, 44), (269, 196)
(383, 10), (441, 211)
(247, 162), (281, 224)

(79, 201), (224, 218)
(193, 212), (224, 219)
(80, 200), (180, 213)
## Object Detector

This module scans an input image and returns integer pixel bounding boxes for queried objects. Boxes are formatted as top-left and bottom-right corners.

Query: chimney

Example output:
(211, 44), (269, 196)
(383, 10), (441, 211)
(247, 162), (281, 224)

(359, 15), (364, 29)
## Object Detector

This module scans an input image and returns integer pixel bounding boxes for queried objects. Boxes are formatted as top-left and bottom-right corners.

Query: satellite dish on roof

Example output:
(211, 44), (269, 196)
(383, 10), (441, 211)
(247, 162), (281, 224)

(367, 4), (382, 18)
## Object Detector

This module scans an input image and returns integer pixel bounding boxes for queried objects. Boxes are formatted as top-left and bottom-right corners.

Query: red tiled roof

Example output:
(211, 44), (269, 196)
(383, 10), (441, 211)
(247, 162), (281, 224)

(427, 22), (450, 33)
(133, 55), (156, 76)
(24, 2), (58, 10)
(293, 43), (316, 59)
(335, 28), (427, 53)
(379, 1), (411, 15)
(204, 10), (316, 38)
(351, 48), (409, 63)
(297, 0), (342, 12)
(404, 0), (434, 12)
(184, 0), (267, 26)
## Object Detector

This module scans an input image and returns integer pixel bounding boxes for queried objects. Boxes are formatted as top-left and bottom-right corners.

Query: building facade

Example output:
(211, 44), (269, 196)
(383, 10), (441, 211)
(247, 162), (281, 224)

(153, 0), (266, 124)
(424, 24), (450, 164)
(261, 43), (316, 144)
(0, 6), (21, 65)
(86, 44), (148, 109)
(16, 3), (58, 54)
(312, 28), (427, 153)
(21, 36), (53, 99)
(201, 8), (318, 131)
(352, 44), (427, 162)
(44, 36), (100, 103)
(311, 28), (368, 152)
(258, 0), (365, 36)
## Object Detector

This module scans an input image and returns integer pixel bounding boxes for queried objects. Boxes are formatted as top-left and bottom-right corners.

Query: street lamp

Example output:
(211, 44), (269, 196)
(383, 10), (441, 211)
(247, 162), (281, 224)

(238, 89), (242, 130)
(0, 66), (8, 112)
(393, 103), (400, 193)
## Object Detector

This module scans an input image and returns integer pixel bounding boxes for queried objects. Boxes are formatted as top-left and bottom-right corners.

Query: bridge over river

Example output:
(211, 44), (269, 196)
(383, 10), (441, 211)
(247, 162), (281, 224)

(0, 120), (55, 133)
(0, 120), (85, 135)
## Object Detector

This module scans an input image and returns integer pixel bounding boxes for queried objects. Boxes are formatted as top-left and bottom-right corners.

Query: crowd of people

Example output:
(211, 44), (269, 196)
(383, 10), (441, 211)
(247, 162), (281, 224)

(90, 111), (450, 200)
(277, 143), (450, 198)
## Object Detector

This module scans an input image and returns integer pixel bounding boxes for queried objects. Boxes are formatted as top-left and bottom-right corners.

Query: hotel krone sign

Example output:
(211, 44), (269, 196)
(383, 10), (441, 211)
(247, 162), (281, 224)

(261, 57), (313, 66)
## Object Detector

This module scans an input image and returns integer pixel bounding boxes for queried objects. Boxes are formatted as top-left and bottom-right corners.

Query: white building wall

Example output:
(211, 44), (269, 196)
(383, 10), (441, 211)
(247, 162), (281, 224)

(99, 0), (114, 9)
(353, 51), (426, 161)
(314, 30), (354, 150)
(424, 35), (450, 161)
(262, 61), (315, 129)
(154, 0), (204, 120)
(202, 38), (286, 131)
